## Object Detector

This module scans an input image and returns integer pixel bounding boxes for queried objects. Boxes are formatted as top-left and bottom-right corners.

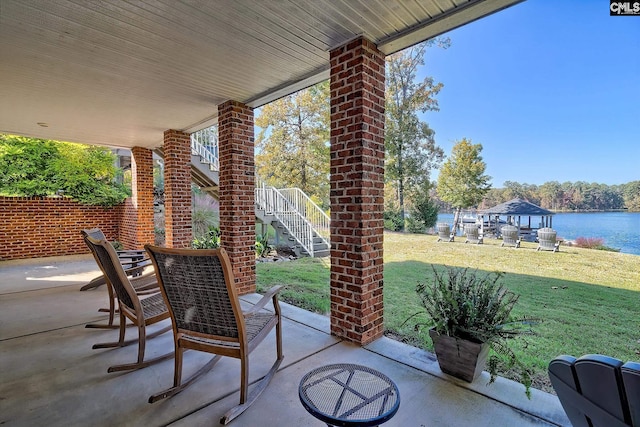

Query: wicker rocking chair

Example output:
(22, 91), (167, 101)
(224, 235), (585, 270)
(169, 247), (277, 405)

(82, 228), (158, 329)
(83, 232), (172, 372)
(145, 245), (284, 425)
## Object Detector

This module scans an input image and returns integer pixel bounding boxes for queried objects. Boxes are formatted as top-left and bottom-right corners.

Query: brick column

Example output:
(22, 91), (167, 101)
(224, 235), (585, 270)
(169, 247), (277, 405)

(218, 100), (256, 295)
(163, 129), (192, 248)
(329, 37), (386, 345)
(122, 147), (154, 248)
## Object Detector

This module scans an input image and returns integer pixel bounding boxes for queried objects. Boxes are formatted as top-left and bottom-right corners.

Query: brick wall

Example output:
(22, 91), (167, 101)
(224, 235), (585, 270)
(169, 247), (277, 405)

(0, 196), (123, 260)
(218, 100), (256, 295)
(163, 130), (192, 248)
(329, 37), (386, 345)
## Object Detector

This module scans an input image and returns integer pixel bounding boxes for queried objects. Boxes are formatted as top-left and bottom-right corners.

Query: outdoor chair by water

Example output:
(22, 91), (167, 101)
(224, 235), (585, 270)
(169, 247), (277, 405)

(145, 245), (284, 425)
(83, 232), (172, 372)
(82, 228), (158, 329)
(549, 354), (640, 427)
(437, 223), (455, 242)
(500, 225), (521, 248)
(464, 224), (483, 245)
(537, 227), (560, 252)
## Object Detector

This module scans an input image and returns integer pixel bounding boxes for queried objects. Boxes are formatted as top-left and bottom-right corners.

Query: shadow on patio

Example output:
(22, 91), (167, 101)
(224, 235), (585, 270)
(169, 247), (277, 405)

(0, 256), (570, 426)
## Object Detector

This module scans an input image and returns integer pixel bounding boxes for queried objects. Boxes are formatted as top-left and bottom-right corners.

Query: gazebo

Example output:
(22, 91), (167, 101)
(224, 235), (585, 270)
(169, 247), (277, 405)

(480, 198), (554, 241)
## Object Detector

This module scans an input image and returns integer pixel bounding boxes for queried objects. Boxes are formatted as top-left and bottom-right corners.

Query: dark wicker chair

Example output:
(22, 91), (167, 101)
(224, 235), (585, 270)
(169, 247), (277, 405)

(145, 245), (284, 425)
(464, 224), (483, 245)
(83, 232), (172, 372)
(549, 354), (640, 427)
(82, 228), (158, 329)
(537, 227), (560, 252)
(436, 223), (454, 242)
(500, 225), (521, 248)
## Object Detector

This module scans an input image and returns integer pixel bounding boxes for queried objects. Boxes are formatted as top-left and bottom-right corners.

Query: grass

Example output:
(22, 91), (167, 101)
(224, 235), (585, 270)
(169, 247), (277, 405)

(256, 231), (640, 393)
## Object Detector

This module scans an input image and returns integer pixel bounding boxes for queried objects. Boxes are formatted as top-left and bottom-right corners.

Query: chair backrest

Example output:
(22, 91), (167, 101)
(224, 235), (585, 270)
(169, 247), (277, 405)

(437, 223), (451, 238)
(549, 354), (640, 427)
(464, 224), (479, 238)
(538, 228), (557, 247)
(501, 225), (519, 243)
(145, 246), (244, 341)
(81, 229), (137, 310)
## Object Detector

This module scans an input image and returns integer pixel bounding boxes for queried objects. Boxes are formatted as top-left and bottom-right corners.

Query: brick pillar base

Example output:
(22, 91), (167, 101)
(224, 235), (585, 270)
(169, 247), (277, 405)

(163, 130), (192, 248)
(218, 100), (256, 295)
(329, 37), (386, 345)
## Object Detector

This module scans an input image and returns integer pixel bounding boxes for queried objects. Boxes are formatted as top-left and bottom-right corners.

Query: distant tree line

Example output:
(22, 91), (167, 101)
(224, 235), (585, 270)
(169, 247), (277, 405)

(433, 180), (640, 212)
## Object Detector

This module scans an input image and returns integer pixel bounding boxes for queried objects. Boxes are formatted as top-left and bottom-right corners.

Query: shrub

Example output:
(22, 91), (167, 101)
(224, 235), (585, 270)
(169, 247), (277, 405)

(255, 232), (273, 257)
(574, 236), (620, 252)
(192, 227), (221, 249)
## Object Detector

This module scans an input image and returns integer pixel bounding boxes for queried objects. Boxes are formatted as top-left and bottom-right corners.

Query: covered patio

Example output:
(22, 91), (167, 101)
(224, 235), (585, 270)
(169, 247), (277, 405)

(0, 256), (569, 426)
(0, 1), (575, 425)
(0, 0), (529, 346)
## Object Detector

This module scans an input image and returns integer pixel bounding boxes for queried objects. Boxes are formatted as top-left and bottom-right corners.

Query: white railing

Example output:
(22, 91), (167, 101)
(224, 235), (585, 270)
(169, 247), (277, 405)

(189, 125), (330, 255)
(255, 183), (330, 257)
(190, 127), (219, 171)
(277, 188), (330, 242)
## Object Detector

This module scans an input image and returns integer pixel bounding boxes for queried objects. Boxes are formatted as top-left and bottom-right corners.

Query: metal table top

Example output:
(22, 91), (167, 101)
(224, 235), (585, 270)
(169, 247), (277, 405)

(299, 363), (400, 427)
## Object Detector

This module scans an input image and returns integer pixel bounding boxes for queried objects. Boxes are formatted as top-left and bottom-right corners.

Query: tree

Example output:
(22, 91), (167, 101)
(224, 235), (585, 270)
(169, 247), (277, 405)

(255, 81), (330, 208)
(437, 138), (491, 230)
(0, 134), (129, 206)
(385, 38), (448, 230)
(406, 180), (439, 233)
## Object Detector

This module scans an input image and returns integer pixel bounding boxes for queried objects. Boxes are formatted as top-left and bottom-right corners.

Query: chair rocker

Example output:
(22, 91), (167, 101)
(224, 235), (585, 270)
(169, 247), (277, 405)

(83, 233), (172, 372)
(145, 245), (284, 425)
(82, 228), (158, 329)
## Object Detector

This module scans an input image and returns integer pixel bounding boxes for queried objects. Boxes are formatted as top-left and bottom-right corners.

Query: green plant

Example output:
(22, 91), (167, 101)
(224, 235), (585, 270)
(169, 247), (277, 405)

(192, 227), (220, 249)
(409, 265), (537, 397)
(255, 232), (273, 257)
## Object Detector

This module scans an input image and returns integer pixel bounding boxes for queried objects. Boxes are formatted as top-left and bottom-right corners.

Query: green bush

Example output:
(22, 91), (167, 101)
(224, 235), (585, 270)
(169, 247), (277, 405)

(384, 208), (404, 231)
(0, 134), (129, 206)
(255, 232), (273, 257)
(192, 227), (221, 249)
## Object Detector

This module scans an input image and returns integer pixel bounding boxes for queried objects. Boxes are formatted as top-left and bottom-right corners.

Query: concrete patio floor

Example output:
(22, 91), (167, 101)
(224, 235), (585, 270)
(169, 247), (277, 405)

(0, 255), (571, 427)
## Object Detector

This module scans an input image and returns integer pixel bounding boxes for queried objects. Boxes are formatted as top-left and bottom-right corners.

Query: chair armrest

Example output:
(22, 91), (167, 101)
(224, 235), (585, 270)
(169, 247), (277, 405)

(244, 285), (283, 317)
(130, 271), (159, 293)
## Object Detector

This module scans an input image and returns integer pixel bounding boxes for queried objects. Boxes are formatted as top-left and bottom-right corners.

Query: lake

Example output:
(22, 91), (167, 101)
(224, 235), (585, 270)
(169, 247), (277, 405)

(437, 212), (640, 256)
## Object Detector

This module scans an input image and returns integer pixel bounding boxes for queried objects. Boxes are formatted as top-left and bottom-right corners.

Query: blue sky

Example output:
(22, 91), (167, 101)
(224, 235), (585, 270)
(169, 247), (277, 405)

(419, 0), (639, 187)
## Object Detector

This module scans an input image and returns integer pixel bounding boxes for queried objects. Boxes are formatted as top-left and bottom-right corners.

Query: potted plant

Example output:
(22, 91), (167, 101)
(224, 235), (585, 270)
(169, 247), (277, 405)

(408, 265), (536, 397)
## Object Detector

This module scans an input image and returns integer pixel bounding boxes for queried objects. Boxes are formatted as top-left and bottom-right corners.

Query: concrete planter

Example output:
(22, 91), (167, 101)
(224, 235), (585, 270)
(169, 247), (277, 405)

(429, 328), (490, 383)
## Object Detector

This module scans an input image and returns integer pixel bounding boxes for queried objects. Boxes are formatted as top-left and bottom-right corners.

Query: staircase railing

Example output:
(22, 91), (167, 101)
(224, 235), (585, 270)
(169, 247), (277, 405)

(190, 127), (219, 171)
(190, 125), (330, 256)
(255, 184), (330, 257)
(276, 188), (330, 243)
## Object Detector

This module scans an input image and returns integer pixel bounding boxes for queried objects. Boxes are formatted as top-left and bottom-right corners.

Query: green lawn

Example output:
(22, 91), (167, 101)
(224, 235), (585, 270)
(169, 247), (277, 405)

(256, 231), (640, 392)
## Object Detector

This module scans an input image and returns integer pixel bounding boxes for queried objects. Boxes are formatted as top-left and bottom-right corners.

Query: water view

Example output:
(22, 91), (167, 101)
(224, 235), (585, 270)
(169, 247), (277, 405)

(437, 212), (640, 256)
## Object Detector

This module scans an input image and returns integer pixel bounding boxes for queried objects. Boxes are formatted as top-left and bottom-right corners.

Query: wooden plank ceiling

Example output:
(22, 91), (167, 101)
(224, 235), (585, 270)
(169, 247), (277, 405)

(0, 0), (522, 149)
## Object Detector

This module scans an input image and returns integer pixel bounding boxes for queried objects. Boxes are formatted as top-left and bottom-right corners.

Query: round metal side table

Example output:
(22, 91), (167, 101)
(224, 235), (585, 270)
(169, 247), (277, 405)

(299, 363), (400, 427)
